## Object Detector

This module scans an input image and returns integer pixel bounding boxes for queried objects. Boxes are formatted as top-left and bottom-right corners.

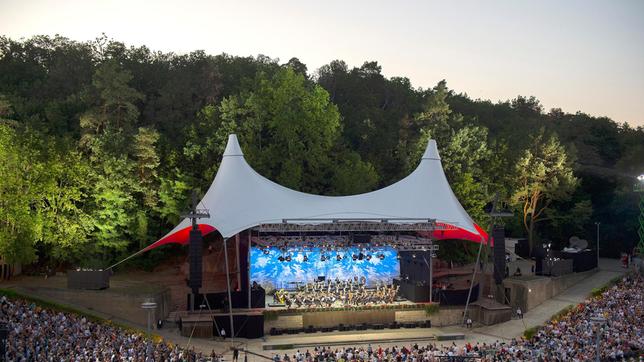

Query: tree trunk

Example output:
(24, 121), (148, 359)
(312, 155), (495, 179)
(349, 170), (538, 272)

(528, 217), (535, 257)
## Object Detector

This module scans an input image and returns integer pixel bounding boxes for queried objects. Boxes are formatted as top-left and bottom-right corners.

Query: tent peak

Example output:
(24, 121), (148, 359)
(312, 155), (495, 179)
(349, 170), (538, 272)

(223, 134), (244, 157)
(422, 139), (441, 160)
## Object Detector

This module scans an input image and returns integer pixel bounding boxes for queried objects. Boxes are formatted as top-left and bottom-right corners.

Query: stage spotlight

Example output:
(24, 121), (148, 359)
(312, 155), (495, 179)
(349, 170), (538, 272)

(412, 254), (416, 258)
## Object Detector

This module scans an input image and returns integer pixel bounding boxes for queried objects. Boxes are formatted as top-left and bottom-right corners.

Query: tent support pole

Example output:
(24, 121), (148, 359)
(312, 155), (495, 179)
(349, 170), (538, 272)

(223, 237), (235, 345)
(429, 245), (433, 304)
(247, 231), (252, 309)
(462, 238), (484, 325)
(235, 234), (241, 291)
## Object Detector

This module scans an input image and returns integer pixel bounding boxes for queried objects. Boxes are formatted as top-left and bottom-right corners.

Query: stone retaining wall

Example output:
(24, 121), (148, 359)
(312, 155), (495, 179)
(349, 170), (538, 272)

(19, 285), (172, 326)
(264, 306), (466, 333)
(503, 269), (597, 312)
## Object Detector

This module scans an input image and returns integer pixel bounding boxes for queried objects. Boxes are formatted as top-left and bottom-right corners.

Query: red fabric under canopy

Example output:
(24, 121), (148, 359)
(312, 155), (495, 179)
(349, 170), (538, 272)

(426, 222), (491, 245)
(143, 222), (490, 252)
(142, 224), (216, 252)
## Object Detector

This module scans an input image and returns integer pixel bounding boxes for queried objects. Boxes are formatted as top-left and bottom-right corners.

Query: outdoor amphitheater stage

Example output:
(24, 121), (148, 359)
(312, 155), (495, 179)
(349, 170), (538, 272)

(175, 295), (475, 339)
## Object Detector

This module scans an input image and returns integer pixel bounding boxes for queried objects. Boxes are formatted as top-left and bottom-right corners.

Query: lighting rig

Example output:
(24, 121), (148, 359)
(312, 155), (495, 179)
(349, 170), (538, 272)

(257, 218), (439, 233)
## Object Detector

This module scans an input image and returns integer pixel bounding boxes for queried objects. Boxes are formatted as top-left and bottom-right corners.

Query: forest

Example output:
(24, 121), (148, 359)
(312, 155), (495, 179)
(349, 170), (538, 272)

(0, 35), (642, 269)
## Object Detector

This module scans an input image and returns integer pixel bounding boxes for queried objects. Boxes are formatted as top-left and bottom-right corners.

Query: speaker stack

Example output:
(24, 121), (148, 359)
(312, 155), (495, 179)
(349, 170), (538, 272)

(188, 229), (203, 297)
(493, 226), (506, 285)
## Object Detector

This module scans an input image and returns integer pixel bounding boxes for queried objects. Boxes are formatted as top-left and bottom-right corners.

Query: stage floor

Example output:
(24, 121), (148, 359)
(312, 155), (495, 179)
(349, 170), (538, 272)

(264, 295), (417, 310)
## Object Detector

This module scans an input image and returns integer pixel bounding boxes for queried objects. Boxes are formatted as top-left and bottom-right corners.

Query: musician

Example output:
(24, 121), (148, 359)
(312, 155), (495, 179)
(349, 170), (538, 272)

(277, 278), (401, 309)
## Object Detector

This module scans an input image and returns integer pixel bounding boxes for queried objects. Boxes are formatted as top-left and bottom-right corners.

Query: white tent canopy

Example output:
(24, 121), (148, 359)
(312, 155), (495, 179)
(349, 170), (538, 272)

(162, 134), (481, 240)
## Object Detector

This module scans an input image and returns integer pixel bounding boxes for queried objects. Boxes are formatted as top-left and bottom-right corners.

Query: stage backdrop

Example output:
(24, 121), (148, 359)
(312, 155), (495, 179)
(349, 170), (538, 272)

(250, 247), (399, 290)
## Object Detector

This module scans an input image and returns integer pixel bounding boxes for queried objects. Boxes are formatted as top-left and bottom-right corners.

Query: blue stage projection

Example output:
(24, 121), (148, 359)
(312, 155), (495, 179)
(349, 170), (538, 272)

(250, 247), (400, 290)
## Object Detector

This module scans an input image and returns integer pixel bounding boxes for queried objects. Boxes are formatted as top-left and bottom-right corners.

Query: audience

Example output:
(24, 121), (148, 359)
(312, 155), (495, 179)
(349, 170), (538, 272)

(0, 295), (209, 361)
(273, 273), (643, 361)
(2, 272), (641, 361)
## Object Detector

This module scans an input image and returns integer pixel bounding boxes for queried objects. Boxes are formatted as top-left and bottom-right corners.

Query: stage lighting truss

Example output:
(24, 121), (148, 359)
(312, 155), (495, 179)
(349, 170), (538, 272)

(255, 218), (438, 233)
(370, 235), (440, 252)
(179, 208), (210, 226)
(251, 235), (350, 249)
(251, 234), (439, 253)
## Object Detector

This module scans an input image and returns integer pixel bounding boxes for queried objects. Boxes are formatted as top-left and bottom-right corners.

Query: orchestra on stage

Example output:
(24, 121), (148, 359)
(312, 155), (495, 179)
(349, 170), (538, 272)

(273, 277), (399, 309)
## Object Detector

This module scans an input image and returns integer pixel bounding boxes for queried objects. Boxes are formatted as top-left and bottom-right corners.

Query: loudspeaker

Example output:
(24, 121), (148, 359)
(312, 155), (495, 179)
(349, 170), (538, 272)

(188, 228), (203, 293)
(515, 239), (530, 258)
(493, 226), (506, 285)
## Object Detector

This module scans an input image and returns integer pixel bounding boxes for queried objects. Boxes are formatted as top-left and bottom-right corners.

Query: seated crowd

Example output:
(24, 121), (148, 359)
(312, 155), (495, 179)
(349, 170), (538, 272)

(274, 273), (643, 361)
(2, 271), (640, 361)
(0, 295), (215, 361)
(274, 277), (398, 309)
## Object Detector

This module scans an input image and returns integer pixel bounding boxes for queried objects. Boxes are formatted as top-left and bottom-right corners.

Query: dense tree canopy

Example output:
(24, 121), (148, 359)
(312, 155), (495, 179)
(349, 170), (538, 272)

(0, 35), (642, 268)
(511, 130), (590, 253)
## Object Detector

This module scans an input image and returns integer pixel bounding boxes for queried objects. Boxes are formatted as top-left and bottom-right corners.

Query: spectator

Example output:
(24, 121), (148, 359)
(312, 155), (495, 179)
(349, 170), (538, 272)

(0, 295), (207, 361)
(270, 273), (643, 362)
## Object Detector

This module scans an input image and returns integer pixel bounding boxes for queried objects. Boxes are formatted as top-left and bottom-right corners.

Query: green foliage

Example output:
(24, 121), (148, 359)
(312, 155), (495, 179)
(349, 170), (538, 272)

(133, 127), (160, 207)
(155, 172), (191, 225)
(550, 305), (574, 321)
(80, 61), (142, 150)
(0, 35), (641, 267)
(37, 146), (93, 262)
(511, 130), (588, 252)
(523, 326), (539, 340)
(436, 239), (479, 264)
(262, 309), (279, 321)
(88, 156), (138, 255)
(0, 125), (40, 264)
(590, 275), (622, 297)
(223, 68), (341, 192)
(407, 82), (504, 227)
(424, 303), (440, 316)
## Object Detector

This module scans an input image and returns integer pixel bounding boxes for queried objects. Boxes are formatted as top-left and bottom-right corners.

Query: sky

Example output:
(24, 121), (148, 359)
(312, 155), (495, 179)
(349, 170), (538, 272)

(1, 0), (643, 126)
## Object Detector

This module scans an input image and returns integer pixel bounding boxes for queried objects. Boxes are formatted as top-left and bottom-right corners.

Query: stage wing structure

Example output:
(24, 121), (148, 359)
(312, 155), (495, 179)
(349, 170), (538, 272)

(147, 134), (487, 251)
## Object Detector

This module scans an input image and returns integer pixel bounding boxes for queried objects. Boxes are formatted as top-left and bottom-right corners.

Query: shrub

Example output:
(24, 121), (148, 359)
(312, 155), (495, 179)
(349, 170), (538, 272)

(424, 303), (440, 316)
(550, 305), (573, 321)
(263, 310), (279, 321)
(524, 326), (539, 340)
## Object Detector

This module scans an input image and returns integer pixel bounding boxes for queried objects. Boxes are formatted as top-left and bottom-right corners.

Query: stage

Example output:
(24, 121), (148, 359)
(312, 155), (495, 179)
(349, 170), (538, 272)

(174, 302), (467, 338)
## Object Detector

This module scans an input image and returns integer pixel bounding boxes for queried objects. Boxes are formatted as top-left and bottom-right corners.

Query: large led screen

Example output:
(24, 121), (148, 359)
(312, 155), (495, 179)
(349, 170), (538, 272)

(250, 246), (399, 290)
